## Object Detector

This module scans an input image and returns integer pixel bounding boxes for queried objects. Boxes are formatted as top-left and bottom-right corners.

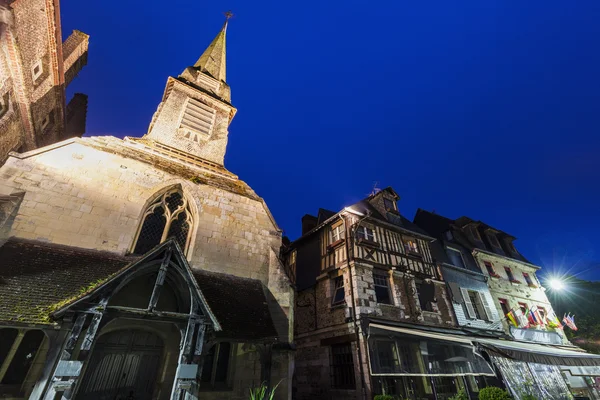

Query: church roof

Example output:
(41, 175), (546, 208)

(193, 18), (228, 82)
(0, 238), (279, 342)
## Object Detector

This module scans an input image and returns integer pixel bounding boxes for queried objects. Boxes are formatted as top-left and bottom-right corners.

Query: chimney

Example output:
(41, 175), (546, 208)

(301, 214), (318, 235)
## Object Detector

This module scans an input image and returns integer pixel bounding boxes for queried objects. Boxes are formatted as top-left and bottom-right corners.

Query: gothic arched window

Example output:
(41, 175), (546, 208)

(133, 189), (193, 255)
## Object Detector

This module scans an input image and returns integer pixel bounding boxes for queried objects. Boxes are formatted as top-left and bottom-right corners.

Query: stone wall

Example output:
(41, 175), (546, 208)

(0, 140), (281, 284)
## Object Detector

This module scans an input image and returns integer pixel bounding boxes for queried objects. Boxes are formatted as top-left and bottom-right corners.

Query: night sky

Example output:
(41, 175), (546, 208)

(61, 1), (600, 280)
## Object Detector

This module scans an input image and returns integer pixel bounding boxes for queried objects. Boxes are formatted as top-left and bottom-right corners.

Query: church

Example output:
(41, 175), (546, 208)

(0, 17), (294, 400)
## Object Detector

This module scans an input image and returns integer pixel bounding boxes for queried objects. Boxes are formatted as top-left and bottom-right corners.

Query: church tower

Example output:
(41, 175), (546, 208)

(144, 15), (236, 165)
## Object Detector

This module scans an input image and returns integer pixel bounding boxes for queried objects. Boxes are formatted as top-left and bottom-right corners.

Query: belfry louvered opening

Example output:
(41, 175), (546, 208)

(180, 98), (216, 141)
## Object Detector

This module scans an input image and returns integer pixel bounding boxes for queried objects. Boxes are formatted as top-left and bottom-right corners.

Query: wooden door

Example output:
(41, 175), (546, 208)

(76, 330), (164, 400)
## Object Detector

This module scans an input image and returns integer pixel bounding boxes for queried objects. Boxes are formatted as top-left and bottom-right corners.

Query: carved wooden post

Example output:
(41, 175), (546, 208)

(43, 299), (107, 400)
(170, 301), (205, 400)
(148, 248), (172, 311)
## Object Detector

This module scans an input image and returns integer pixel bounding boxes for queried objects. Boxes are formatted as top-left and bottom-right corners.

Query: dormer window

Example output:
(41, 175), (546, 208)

(444, 231), (453, 241)
(383, 198), (396, 212)
(179, 98), (216, 141)
(356, 226), (375, 242)
(469, 226), (481, 241)
(487, 232), (501, 248)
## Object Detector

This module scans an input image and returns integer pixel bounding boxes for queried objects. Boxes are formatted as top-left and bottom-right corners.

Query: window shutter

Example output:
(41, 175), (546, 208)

(180, 98), (216, 139)
(477, 292), (494, 321)
(448, 282), (463, 303)
(461, 288), (476, 319)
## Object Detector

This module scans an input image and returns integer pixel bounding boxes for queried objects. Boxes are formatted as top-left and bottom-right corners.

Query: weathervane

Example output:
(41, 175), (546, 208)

(224, 10), (234, 21)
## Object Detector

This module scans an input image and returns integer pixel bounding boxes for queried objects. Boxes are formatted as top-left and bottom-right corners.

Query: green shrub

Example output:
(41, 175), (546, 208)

(449, 389), (469, 400)
(521, 395), (537, 400)
(478, 387), (511, 400)
(374, 395), (398, 400)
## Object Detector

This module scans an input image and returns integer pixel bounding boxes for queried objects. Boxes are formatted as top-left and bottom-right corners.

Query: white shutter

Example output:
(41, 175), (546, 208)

(478, 292), (494, 321)
(461, 288), (476, 319)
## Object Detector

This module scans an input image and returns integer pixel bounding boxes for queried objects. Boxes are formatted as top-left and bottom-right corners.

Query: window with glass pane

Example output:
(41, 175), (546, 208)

(522, 273), (534, 286)
(200, 342), (231, 390)
(383, 198), (396, 211)
(133, 189), (193, 254)
(404, 239), (419, 254)
(332, 276), (345, 305)
(468, 291), (483, 320)
(331, 224), (345, 242)
(484, 261), (496, 275)
(330, 343), (355, 389)
(1, 330), (44, 385)
(504, 267), (515, 281)
(373, 273), (392, 304)
(356, 226), (375, 241)
(447, 248), (466, 268)
(415, 282), (434, 311)
(375, 341), (399, 371)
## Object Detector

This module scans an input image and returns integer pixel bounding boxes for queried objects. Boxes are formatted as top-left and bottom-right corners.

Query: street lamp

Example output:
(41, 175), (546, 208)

(548, 278), (565, 291)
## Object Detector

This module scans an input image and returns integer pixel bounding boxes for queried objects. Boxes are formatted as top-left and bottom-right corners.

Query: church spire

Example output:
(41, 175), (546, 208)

(193, 12), (231, 82)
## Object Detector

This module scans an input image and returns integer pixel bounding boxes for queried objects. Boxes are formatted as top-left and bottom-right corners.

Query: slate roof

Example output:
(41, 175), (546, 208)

(0, 239), (280, 342)
(192, 270), (279, 342)
(0, 238), (133, 325)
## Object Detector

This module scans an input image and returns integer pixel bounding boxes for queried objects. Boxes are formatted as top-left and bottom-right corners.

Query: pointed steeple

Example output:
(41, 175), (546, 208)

(193, 13), (230, 82)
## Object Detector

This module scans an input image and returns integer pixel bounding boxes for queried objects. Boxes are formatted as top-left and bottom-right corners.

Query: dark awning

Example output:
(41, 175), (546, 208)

(475, 338), (600, 367)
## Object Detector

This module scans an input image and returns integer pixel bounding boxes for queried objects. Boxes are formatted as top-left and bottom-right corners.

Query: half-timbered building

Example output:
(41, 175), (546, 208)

(289, 188), (499, 400)
(0, 17), (293, 400)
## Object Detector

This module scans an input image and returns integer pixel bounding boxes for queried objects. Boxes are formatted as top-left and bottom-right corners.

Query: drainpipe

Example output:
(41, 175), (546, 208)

(340, 212), (368, 400)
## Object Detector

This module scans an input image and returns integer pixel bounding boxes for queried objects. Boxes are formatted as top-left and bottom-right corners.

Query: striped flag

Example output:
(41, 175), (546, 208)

(506, 310), (519, 327)
(563, 314), (578, 331)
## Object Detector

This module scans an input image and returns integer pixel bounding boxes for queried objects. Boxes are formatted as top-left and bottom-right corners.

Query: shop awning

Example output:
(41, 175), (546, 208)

(368, 323), (495, 376)
(474, 338), (600, 367)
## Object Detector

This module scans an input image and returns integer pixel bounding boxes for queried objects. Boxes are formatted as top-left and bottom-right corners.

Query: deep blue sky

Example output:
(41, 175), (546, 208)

(62, 1), (600, 280)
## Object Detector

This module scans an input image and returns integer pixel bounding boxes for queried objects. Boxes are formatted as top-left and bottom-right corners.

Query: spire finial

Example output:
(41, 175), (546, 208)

(193, 14), (230, 82)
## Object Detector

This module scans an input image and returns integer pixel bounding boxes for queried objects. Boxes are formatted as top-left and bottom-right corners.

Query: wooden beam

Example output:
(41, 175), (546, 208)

(148, 247), (172, 311)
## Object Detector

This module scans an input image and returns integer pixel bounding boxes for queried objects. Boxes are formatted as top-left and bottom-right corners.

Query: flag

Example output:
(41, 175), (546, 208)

(532, 306), (546, 326)
(506, 310), (519, 327)
(546, 314), (561, 329)
(563, 314), (578, 331)
(527, 308), (539, 326)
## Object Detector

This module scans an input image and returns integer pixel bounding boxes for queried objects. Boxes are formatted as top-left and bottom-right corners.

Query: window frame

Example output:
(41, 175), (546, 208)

(199, 342), (233, 391)
(467, 291), (483, 320)
(470, 225), (481, 241)
(31, 60), (43, 82)
(373, 272), (392, 305)
(498, 298), (510, 317)
(331, 224), (345, 243)
(356, 225), (375, 242)
(486, 232), (501, 248)
(331, 276), (346, 306)
(383, 198), (396, 212)
(415, 281), (434, 312)
(330, 343), (356, 389)
(446, 247), (466, 269)
(132, 188), (194, 255)
(484, 261), (499, 277)
(522, 272), (536, 287)
(504, 267), (516, 282)
(403, 237), (420, 255)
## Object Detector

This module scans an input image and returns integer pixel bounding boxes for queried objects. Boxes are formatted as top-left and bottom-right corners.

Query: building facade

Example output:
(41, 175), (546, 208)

(0, 0), (89, 164)
(414, 210), (600, 400)
(289, 188), (500, 400)
(0, 18), (293, 400)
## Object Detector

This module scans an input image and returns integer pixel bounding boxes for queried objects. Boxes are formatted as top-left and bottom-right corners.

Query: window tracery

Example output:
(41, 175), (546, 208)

(133, 189), (193, 255)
